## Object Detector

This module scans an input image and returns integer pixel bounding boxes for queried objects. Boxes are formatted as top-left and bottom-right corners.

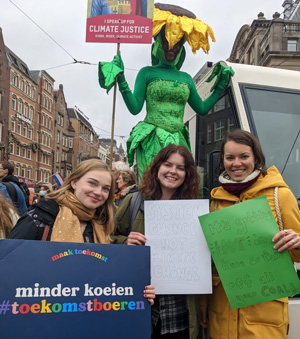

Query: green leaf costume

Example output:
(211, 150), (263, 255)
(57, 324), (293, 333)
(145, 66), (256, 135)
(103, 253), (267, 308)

(98, 4), (234, 178)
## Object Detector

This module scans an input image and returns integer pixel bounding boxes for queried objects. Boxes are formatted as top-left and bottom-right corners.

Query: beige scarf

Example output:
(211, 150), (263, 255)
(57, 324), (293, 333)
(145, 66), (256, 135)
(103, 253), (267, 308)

(50, 191), (109, 244)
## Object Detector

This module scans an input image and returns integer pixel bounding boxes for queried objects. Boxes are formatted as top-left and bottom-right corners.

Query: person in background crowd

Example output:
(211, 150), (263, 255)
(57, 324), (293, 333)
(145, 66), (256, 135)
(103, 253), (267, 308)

(9, 159), (155, 305)
(112, 144), (200, 339)
(114, 170), (138, 208)
(0, 192), (19, 239)
(200, 129), (300, 339)
(112, 161), (130, 193)
(0, 161), (27, 215)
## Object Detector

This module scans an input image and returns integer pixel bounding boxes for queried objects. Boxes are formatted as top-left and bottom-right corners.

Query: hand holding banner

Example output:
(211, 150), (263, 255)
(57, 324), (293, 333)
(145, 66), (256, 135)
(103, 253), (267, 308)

(199, 195), (300, 309)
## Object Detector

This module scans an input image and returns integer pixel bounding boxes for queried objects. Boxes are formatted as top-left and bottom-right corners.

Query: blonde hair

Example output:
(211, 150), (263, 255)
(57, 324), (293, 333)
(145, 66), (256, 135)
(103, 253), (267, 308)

(47, 159), (115, 240)
(0, 193), (19, 238)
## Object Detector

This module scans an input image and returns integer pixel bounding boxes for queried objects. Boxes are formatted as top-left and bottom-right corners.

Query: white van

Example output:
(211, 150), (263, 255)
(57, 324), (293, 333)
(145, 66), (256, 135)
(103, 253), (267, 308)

(184, 61), (300, 339)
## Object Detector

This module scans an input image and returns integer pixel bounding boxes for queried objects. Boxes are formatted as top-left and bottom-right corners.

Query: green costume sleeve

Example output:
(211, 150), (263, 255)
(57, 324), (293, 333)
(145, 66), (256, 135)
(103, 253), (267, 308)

(188, 80), (223, 116)
(117, 66), (148, 115)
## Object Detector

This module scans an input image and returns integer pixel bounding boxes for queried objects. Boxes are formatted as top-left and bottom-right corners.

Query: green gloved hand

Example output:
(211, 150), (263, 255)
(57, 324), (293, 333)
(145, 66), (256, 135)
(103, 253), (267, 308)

(98, 52), (127, 94)
(206, 62), (234, 92)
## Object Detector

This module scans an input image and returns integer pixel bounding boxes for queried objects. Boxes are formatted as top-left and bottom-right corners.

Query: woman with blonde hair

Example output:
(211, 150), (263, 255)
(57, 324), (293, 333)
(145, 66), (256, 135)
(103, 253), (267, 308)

(9, 159), (155, 304)
(0, 193), (19, 239)
(9, 159), (116, 243)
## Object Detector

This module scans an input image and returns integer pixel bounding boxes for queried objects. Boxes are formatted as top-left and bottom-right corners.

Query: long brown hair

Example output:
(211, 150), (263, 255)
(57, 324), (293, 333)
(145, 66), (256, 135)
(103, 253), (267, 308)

(140, 144), (199, 200)
(218, 129), (266, 176)
(47, 159), (115, 238)
(0, 193), (19, 238)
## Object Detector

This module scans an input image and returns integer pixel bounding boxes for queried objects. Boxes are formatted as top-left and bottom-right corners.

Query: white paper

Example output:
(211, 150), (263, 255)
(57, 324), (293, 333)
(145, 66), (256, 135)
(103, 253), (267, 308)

(145, 199), (212, 295)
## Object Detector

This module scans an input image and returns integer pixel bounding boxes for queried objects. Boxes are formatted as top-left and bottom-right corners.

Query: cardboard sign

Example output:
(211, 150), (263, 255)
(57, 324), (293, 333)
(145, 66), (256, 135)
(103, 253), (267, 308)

(86, 0), (154, 44)
(0, 240), (151, 338)
(145, 200), (212, 294)
(199, 195), (300, 309)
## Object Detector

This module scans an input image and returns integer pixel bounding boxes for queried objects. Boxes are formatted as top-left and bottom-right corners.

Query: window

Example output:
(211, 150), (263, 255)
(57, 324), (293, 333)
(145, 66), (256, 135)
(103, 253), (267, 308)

(57, 131), (60, 144)
(21, 167), (25, 177)
(22, 147), (26, 157)
(56, 149), (59, 163)
(20, 79), (24, 91)
(215, 96), (226, 112)
(228, 117), (235, 132)
(23, 126), (27, 137)
(28, 149), (31, 159)
(24, 104), (28, 117)
(17, 123), (21, 134)
(69, 137), (73, 148)
(10, 143), (14, 154)
(29, 107), (33, 120)
(288, 39), (298, 52)
(12, 96), (16, 110)
(13, 74), (18, 87)
(28, 129), (32, 139)
(27, 168), (31, 179)
(11, 120), (15, 132)
(16, 165), (20, 176)
(18, 100), (22, 113)
(16, 145), (20, 156)
(214, 120), (225, 141)
(207, 123), (212, 144)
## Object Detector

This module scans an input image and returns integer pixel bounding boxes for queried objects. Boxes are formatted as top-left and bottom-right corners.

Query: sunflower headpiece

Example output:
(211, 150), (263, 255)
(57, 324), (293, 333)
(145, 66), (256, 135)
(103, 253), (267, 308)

(153, 3), (215, 54)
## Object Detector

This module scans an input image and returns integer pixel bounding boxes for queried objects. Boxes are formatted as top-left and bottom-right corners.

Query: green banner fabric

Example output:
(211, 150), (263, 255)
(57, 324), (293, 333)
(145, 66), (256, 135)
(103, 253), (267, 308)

(198, 195), (300, 309)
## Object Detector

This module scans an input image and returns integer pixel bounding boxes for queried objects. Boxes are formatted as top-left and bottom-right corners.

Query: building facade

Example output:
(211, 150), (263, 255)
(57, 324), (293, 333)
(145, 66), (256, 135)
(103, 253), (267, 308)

(67, 107), (98, 166)
(228, 4), (300, 71)
(54, 84), (75, 179)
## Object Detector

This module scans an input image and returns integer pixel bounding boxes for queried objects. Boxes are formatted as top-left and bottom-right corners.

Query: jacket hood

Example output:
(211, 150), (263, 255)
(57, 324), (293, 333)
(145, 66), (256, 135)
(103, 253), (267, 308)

(212, 166), (289, 201)
(2, 174), (19, 185)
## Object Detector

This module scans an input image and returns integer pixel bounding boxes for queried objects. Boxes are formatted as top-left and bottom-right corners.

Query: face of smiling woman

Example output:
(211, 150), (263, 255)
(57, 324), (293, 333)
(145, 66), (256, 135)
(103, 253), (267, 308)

(157, 152), (186, 199)
(71, 170), (112, 209)
(223, 141), (256, 182)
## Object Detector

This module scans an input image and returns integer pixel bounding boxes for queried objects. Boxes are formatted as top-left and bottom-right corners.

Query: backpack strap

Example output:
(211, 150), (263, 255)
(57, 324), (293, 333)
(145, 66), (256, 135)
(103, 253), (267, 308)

(2, 182), (18, 205)
(274, 186), (283, 231)
(128, 192), (142, 235)
(41, 225), (51, 241)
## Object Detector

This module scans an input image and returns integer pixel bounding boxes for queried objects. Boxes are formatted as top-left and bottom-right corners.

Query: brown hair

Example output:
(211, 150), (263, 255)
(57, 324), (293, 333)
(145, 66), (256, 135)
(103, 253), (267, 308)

(0, 193), (19, 238)
(0, 161), (14, 175)
(140, 144), (199, 200)
(47, 159), (115, 239)
(118, 170), (136, 187)
(218, 129), (266, 176)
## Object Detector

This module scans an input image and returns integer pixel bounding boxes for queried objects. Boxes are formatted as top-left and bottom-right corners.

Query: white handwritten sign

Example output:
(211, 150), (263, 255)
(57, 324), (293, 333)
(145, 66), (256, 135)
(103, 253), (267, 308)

(145, 200), (212, 294)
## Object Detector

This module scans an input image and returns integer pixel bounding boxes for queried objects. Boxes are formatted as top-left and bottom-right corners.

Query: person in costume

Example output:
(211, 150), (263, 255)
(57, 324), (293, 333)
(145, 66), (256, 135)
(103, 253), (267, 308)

(112, 144), (201, 338)
(200, 129), (300, 339)
(9, 159), (155, 305)
(98, 3), (234, 178)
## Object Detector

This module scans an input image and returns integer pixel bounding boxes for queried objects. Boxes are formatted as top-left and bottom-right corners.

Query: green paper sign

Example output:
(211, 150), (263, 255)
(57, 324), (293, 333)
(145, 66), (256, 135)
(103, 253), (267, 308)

(199, 195), (300, 309)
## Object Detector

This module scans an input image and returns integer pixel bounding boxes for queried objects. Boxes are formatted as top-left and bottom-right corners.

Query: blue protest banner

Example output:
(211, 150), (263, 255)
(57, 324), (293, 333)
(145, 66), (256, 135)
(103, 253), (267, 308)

(0, 239), (151, 338)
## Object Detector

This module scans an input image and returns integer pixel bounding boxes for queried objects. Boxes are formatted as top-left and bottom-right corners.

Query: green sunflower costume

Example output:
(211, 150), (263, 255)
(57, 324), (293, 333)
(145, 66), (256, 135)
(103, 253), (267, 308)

(99, 3), (234, 178)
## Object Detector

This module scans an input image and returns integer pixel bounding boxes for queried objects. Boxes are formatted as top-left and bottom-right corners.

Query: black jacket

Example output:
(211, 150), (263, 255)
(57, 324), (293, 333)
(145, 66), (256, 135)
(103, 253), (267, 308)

(9, 199), (94, 242)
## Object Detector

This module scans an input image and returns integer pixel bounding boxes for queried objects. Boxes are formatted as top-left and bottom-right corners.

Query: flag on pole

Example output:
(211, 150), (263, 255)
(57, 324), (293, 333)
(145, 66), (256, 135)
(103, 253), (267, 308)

(53, 173), (64, 187)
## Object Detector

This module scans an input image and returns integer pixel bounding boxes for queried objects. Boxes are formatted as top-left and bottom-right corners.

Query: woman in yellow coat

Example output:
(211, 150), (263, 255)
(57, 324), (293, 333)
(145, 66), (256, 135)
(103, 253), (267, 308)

(201, 129), (300, 339)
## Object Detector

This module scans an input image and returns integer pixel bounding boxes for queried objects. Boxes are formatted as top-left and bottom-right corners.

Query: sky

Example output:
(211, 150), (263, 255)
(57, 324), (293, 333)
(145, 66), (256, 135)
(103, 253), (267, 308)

(0, 0), (285, 149)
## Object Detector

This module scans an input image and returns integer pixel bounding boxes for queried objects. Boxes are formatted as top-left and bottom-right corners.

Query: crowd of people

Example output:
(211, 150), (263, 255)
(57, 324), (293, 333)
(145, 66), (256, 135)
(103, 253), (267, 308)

(1, 130), (300, 338)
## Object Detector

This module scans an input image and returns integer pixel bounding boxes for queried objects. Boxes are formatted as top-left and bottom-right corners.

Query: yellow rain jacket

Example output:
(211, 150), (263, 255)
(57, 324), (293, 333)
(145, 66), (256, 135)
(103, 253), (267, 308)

(206, 166), (300, 339)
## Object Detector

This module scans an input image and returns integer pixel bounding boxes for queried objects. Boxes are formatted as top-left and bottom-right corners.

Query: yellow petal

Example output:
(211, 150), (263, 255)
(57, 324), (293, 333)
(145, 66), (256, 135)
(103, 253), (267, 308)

(152, 21), (166, 37)
(165, 14), (182, 49)
(179, 16), (194, 35)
